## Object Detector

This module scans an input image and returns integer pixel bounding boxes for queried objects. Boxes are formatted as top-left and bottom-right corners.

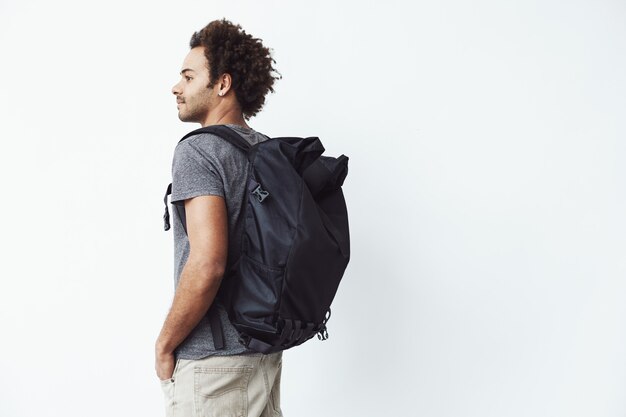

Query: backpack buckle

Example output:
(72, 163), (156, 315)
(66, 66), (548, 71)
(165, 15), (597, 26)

(251, 184), (270, 203)
(316, 325), (329, 341)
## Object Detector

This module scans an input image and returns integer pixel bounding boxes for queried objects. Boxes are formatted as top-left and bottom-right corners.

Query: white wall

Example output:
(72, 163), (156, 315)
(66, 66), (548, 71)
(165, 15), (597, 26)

(1, 0), (625, 416)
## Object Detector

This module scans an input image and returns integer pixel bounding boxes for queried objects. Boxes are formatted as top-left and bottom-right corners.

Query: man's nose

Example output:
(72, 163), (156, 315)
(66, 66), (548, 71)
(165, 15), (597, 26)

(172, 82), (181, 95)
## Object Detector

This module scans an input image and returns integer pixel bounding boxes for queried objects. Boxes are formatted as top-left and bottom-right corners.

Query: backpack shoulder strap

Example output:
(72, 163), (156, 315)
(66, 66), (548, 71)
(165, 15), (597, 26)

(165, 124), (257, 350)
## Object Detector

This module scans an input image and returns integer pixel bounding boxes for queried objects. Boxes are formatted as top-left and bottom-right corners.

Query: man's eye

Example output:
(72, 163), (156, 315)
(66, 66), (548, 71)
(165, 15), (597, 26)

(186, 76), (192, 81)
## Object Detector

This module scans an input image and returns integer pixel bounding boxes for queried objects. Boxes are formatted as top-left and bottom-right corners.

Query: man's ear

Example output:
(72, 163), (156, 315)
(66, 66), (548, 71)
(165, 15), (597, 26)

(218, 73), (233, 94)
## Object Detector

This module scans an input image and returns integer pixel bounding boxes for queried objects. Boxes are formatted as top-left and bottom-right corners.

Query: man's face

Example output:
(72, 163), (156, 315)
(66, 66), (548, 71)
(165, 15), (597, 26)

(171, 46), (216, 123)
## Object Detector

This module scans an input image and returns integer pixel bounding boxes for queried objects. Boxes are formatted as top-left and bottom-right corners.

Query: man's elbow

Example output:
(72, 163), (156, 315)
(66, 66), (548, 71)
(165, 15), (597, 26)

(184, 257), (226, 293)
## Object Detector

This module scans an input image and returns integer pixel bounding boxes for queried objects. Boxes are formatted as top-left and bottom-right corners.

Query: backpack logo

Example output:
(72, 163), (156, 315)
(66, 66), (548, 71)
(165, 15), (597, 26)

(251, 184), (270, 203)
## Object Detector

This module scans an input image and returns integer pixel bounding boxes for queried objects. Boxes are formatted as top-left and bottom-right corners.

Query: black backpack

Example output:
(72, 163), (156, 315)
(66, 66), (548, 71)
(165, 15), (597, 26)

(162, 125), (350, 353)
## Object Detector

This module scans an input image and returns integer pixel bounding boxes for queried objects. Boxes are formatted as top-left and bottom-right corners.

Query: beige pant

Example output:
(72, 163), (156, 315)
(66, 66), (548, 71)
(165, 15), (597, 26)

(160, 352), (283, 417)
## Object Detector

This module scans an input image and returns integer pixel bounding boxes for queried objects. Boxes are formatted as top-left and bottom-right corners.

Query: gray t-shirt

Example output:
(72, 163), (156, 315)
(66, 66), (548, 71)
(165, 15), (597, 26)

(169, 123), (270, 360)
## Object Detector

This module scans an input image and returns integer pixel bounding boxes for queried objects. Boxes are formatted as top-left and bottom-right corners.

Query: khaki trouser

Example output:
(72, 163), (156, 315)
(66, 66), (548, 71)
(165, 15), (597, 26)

(160, 352), (283, 417)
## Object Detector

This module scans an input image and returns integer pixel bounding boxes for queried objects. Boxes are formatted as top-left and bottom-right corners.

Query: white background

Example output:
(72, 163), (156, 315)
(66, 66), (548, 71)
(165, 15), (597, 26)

(1, 0), (625, 416)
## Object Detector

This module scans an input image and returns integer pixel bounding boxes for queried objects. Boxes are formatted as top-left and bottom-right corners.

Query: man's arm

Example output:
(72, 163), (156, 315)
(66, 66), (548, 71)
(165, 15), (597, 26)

(155, 195), (228, 377)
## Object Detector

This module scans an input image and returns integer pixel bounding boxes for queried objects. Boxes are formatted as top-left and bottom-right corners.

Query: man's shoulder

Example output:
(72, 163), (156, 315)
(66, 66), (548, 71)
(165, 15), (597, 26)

(175, 132), (228, 151)
(177, 129), (269, 150)
(172, 133), (236, 166)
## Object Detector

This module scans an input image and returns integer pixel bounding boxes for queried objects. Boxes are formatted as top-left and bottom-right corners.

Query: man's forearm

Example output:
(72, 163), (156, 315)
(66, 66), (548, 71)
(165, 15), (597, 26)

(156, 259), (223, 354)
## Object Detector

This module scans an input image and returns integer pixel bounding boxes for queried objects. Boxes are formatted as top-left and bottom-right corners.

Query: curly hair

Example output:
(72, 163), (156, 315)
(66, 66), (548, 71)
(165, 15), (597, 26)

(189, 18), (282, 120)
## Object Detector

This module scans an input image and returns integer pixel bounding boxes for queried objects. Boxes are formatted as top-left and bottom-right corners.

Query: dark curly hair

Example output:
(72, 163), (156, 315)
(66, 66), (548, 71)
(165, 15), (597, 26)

(189, 18), (282, 120)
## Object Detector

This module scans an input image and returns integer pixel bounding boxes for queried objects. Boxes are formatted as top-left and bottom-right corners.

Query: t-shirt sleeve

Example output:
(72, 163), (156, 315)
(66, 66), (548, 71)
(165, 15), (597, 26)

(170, 139), (225, 206)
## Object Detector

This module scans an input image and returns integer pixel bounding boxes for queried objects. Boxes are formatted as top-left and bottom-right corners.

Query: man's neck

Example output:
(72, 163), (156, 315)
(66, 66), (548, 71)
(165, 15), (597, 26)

(201, 108), (250, 129)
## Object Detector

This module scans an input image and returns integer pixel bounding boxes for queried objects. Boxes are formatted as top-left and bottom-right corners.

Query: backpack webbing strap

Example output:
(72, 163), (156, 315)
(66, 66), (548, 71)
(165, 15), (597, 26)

(209, 307), (225, 350)
(163, 182), (189, 234)
(163, 183), (172, 231)
(298, 323), (315, 345)
(243, 319), (320, 353)
(247, 337), (276, 353)
(292, 320), (303, 344)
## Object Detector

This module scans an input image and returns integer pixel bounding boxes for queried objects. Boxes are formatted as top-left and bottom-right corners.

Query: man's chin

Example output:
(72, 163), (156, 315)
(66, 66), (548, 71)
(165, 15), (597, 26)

(177, 109), (205, 124)
(177, 112), (193, 123)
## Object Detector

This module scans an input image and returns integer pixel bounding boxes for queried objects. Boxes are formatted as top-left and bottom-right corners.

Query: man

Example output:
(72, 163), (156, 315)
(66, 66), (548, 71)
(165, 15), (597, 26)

(155, 18), (283, 417)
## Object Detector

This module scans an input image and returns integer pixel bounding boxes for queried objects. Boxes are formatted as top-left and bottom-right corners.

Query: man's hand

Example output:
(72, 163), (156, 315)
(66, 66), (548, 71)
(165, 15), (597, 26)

(155, 348), (176, 381)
